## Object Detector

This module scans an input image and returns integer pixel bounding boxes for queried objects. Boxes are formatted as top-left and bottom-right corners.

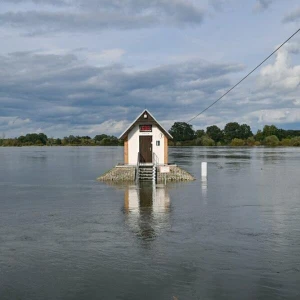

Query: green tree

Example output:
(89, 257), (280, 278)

(290, 136), (300, 146)
(281, 138), (291, 146)
(255, 129), (264, 142)
(246, 136), (256, 146)
(277, 129), (287, 140)
(18, 133), (48, 145)
(194, 137), (202, 146)
(94, 134), (109, 142)
(38, 133), (48, 145)
(262, 125), (279, 138)
(195, 129), (205, 139)
(230, 138), (245, 146)
(224, 122), (241, 143)
(286, 130), (300, 138)
(108, 136), (119, 146)
(206, 125), (224, 143)
(18, 135), (26, 143)
(240, 124), (253, 139)
(201, 135), (215, 146)
(169, 122), (195, 142)
(264, 135), (279, 146)
(63, 135), (80, 145)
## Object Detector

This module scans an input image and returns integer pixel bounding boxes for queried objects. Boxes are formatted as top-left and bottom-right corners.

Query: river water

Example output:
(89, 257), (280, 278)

(0, 146), (299, 300)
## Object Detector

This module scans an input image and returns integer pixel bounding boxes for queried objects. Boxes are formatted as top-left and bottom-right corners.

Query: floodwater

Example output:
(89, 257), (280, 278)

(0, 146), (299, 300)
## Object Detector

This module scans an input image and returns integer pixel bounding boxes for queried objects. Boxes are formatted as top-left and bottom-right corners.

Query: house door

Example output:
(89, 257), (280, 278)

(139, 136), (152, 163)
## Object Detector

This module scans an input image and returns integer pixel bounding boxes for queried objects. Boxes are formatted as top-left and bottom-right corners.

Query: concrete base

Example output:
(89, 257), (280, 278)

(97, 164), (195, 182)
(157, 165), (195, 182)
(97, 165), (136, 182)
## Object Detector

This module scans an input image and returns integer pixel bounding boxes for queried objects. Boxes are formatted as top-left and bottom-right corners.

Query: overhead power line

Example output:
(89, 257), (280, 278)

(187, 28), (300, 124)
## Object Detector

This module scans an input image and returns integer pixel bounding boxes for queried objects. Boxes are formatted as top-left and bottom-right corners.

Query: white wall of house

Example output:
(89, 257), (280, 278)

(128, 123), (165, 165)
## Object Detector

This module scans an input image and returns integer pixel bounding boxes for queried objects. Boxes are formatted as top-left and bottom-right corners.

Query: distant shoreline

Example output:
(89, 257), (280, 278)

(1, 124), (300, 147)
(1, 144), (299, 148)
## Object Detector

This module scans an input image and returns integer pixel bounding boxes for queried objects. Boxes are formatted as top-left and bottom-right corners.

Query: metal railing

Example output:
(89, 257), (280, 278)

(152, 152), (159, 166)
(135, 152), (140, 184)
(152, 152), (159, 183)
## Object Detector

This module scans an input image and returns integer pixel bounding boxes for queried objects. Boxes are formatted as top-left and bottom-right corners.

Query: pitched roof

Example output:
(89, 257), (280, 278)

(118, 109), (173, 140)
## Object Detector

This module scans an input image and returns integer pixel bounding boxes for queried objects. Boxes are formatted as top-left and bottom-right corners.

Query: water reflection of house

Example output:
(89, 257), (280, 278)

(124, 183), (170, 240)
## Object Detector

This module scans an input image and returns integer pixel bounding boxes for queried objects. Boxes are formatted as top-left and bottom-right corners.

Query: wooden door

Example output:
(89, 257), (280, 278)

(139, 136), (152, 163)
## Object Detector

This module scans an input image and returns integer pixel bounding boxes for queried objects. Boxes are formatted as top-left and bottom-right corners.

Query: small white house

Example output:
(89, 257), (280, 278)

(119, 110), (173, 165)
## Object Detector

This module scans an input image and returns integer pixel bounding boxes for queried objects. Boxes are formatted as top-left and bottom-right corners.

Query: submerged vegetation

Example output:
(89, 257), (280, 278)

(1, 123), (299, 147)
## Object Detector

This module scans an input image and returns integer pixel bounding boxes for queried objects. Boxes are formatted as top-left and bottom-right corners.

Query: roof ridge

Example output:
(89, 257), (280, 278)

(118, 109), (173, 140)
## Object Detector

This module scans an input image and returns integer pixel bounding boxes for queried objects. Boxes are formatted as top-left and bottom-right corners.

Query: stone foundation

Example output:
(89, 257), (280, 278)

(97, 165), (136, 182)
(157, 165), (195, 182)
(97, 164), (195, 182)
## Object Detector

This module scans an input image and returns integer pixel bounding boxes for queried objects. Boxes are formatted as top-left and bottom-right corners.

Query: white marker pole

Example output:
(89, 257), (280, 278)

(201, 162), (207, 178)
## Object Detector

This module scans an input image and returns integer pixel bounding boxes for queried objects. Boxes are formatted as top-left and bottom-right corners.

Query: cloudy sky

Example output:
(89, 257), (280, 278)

(0, 0), (300, 138)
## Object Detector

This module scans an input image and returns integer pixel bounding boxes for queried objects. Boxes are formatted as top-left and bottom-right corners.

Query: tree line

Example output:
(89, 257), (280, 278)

(1, 122), (300, 147)
(168, 122), (300, 146)
(0, 133), (123, 147)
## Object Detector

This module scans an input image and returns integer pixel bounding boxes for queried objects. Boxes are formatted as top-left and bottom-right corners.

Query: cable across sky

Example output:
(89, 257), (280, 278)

(186, 28), (300, 124)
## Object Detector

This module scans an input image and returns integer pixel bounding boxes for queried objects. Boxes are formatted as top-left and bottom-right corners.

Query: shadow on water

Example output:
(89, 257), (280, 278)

(123, 182), (171, 242)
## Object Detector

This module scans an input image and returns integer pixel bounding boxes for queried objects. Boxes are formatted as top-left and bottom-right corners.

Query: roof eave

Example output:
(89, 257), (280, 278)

(118, 109), (173, 140)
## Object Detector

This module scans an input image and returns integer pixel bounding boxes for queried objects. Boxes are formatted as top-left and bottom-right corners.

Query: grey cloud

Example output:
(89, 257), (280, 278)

(0, 11), (157, 35)
(2, 50), (297, 137)
(0, 0), (69, 5)
(0, 51), (243, 136)
(2, 0), (204, 16)
(0, 0), (205, 34)
(183, 77), (231, 93)
(209, 0), (226, 12)
(282, 8), (300, 23)
(254, 0), (274, 11)
(81, 0), (203, 16)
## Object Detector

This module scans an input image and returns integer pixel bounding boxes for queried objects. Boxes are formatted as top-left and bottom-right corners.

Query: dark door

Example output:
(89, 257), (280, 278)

(139, 136), (152, 163)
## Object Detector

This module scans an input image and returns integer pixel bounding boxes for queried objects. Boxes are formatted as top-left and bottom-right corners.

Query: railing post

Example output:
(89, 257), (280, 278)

(136, 152), (140, 184)
(152, 152), (158, 184)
